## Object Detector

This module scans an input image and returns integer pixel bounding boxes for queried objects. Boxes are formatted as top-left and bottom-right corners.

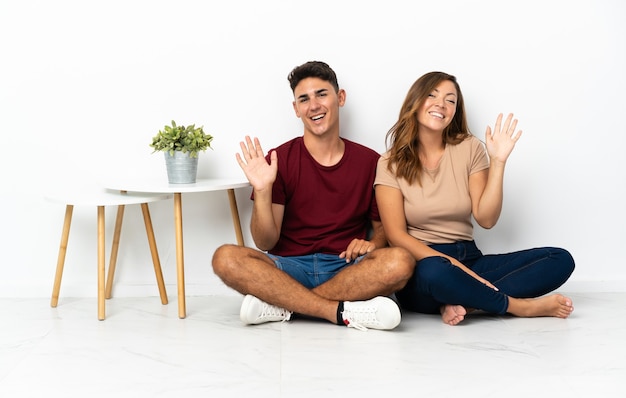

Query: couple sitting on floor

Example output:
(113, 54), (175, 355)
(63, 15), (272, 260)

(211, 61), (575, 331)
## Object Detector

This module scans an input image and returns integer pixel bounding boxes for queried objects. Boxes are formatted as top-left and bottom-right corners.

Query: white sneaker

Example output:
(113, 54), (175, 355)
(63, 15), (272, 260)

(240, 294), (292, 325)
(341, 296), (401, 331)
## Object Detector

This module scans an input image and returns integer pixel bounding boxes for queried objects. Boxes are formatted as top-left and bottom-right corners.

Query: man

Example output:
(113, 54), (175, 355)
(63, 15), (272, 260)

(212, 61), (414, 331)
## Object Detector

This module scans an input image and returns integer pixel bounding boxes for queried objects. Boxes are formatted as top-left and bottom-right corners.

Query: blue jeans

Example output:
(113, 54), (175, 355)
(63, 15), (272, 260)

(266, 253), (363, 289)
(395, 241), (575, 315)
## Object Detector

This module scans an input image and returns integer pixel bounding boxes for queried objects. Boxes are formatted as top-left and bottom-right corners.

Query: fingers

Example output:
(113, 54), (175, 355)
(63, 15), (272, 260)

(238, 136), (266, 162)
(268, 149), (277, 166)
(343, 240), (374, 262)
(493, 113), (512, 136)
(486, 113), (504, 139)
(238, 140), (250, 161)
(493, 113), (503, 136)
(502, 113), (519, 139)
(235, 152), (244, 167)
(502, 113), (512, 132)
(251, 136), (264, 157)
(502, 113), (522, 142)
(489, 113), (522, 141)
(480, 278), (499, 291)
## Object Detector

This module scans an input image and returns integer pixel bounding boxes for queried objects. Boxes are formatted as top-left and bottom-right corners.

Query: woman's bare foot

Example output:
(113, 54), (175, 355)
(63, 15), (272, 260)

(441, 304), (467, 325)
(508, 294), (574, 318)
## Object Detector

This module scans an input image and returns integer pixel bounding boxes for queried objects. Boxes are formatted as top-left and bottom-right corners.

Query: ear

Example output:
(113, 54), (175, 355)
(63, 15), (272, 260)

(337, 89), (346, 107)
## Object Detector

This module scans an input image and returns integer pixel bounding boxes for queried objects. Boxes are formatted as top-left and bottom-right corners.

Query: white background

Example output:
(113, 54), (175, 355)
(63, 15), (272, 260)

(1, 0), (624, 297)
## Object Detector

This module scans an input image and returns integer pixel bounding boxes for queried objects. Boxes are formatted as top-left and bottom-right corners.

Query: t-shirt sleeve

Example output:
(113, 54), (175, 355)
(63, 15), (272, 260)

(469, 137), (489, 175)
(374, 154), (400, 189)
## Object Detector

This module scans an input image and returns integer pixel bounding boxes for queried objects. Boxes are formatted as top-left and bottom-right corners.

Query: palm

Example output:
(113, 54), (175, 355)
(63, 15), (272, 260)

(485, 113), (522, 163)
(236, 136), (277, 191)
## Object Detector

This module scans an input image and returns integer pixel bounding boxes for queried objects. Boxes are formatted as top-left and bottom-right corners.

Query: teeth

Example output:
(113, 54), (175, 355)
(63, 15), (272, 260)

(312, 114), (324, 121)
(430, 112), (444, 119)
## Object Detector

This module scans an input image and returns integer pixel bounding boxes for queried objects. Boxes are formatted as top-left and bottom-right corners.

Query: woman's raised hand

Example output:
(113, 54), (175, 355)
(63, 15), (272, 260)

(485, 113), (522, 164)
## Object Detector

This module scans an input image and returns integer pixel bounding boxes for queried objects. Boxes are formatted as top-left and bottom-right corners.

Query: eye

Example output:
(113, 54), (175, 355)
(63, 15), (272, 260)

(428, 93), (436, 98)
(447, 99), (456, 105)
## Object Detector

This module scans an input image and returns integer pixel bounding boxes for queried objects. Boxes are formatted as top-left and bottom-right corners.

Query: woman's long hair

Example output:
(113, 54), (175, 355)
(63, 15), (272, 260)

(385, 72), (470, 185)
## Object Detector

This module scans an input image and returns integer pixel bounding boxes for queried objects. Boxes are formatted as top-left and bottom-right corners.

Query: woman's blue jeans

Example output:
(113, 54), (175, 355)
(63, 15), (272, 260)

(395, 241), (575, 315)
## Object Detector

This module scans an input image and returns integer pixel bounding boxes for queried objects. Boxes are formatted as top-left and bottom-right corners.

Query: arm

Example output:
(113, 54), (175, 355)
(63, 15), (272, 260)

(250, 192), (284, 251)
(368, 220), (388, 250)
(471, 113), (522, 229)
(375, 184), (497, 289)
(236, 136), (283, 251)
(375, 185), (449, 262)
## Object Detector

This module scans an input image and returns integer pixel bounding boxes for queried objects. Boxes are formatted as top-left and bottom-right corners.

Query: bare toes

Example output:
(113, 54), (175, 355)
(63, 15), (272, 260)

(441, 304), (467, 325)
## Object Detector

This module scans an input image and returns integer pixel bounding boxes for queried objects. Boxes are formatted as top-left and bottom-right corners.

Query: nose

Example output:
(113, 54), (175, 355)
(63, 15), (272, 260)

(308, 96), (322, 110)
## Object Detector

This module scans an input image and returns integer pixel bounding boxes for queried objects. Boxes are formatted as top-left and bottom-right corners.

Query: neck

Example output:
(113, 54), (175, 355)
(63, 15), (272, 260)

(417, 129), (445, 170)
(418, 129), (444, 154)
(303, 133), (345, 167)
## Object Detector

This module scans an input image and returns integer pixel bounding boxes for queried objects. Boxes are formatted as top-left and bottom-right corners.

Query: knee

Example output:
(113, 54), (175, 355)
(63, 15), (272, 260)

(211, 244), (242, 277)
(416, 256), (450, 283)
(379, 247), (416, 281)
(550, 247), (576, 275)
(394, 247), (417, 277)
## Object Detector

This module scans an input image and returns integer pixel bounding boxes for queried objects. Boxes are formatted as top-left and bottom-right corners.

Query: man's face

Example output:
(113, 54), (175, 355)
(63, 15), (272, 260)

(292, 77), (345, 137)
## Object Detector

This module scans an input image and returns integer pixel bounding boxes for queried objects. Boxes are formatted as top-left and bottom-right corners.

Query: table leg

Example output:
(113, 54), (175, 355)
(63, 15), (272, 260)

(51, 205), (73, 308)
(174, 192), (186, 318)
(105, 205), (125, 299)
(97, 205), (106, 321)
(227, 189), (245, 246)
(141, 203), (168, 305)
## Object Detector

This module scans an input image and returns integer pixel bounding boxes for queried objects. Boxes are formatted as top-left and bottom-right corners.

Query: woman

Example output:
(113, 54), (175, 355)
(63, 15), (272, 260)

(375, 72), (575, 325)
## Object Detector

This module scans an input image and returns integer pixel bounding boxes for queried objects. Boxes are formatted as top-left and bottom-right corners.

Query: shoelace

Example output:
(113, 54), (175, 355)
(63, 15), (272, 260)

(260, 303), (292, 322)
(342, 308), (380, 331)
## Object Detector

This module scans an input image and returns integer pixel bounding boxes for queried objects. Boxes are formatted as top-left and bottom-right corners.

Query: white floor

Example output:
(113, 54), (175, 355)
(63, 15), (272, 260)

(1, 292), (624, 398)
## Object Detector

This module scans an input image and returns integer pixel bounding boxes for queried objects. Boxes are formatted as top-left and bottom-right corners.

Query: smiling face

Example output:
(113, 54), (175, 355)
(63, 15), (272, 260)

(292, 77), (346, 138)
(417, 79), (458, 134)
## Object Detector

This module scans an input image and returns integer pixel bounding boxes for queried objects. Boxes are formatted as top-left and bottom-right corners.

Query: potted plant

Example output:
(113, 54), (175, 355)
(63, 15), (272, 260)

(150, 120), (214, 184)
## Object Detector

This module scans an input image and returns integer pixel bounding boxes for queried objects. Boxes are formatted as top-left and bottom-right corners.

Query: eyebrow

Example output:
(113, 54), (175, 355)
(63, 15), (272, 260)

(297, 88), (329, 101)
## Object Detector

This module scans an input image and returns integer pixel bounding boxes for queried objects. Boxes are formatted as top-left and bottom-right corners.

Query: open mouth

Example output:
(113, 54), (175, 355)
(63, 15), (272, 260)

(311, 114), (325, 121)
(429, 112), (444, 119)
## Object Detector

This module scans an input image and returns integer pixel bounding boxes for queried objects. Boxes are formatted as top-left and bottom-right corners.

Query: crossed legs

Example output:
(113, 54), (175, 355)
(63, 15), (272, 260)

(211, 244), (414, 324)
(397, 243), (576, 326)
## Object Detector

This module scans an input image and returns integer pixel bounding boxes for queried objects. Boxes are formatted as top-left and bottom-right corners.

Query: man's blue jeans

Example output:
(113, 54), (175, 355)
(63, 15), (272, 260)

(395, 240), (575, 315)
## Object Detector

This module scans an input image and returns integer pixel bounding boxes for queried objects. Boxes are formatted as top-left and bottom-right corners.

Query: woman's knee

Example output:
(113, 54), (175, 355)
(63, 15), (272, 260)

(416, 256), (451, 283)
(550, 247), (576, 276)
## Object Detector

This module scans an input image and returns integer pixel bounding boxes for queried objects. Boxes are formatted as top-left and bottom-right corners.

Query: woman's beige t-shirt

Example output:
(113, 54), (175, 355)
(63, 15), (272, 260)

(375, 135), (489, 245)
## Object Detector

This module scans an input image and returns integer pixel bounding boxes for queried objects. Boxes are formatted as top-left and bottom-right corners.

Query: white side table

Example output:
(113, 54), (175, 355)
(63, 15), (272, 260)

(104, 177), (250, 319)
(46, 188), (172, 320)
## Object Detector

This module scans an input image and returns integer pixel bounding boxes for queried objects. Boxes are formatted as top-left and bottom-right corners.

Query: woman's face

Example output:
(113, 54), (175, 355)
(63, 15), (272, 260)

(417, 79), (458, 133)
